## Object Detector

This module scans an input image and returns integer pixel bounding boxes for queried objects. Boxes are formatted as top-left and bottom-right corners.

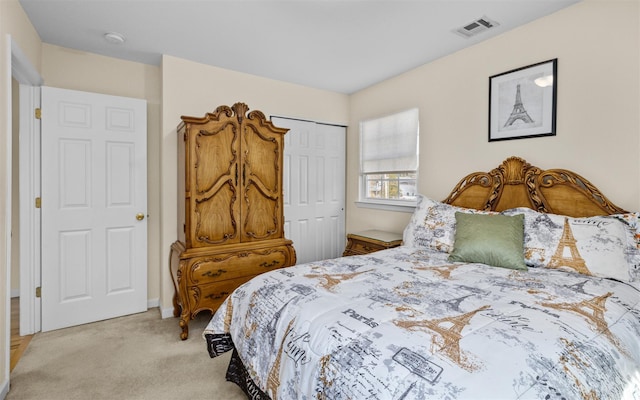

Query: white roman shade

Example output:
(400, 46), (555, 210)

(360, 108), (419, 174)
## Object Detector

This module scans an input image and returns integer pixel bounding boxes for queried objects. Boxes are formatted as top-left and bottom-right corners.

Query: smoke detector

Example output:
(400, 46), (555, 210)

(104, 32), (126, 45)
(454, 17), (499, 38)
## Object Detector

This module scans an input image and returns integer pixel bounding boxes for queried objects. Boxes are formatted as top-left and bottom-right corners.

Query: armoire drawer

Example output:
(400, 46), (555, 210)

(185, 245), (293, 284)
(187, 276), (256, 314)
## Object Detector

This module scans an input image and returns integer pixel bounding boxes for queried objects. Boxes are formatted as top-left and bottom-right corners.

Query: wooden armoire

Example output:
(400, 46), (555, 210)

(172, 102), (296, 339)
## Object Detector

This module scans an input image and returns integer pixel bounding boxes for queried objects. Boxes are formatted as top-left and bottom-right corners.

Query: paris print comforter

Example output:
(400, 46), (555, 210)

(203, 246), (640, 400)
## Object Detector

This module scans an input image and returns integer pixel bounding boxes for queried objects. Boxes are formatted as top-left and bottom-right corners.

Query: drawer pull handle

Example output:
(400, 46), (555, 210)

(205, 292), (229, 300)
(202, 269), (227, 278)
(260, 260), (280, 268)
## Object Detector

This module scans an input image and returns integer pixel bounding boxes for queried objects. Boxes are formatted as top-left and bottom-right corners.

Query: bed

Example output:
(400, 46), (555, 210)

(203, 156), (640, 399)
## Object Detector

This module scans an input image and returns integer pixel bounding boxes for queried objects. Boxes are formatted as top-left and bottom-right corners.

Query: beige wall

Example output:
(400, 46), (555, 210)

(0, 0), (42, 393)
(40, 44), (163, 305)
(160, 55), (349, 314)
(347, 0), (640, 234)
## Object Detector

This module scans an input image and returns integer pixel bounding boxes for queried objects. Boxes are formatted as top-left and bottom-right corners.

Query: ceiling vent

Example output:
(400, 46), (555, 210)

(455, 16), (499, 38)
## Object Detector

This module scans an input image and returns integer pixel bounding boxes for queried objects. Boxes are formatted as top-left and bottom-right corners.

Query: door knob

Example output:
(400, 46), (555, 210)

(136, 213), (145, 221)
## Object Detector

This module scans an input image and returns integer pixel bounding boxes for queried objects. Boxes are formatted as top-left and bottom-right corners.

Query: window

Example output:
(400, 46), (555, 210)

(359, 108), (419, 208)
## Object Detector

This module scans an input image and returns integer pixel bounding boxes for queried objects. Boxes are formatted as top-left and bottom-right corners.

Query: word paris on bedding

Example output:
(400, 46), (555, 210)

(199, 156), (639, 398)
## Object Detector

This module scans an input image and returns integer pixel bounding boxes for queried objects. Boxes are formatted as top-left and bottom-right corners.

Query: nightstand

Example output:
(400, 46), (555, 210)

(342, 230), (403, 256)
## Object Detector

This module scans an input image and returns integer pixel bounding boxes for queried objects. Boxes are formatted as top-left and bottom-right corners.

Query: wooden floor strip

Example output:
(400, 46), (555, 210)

(10, 298), (34, 372)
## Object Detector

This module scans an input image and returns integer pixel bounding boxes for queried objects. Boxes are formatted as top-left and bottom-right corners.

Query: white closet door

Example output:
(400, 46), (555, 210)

(275, 117), (346, 264)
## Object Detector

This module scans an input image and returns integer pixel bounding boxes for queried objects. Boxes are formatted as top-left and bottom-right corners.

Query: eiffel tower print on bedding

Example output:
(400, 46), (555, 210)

(202, 158), (639, 399)
(204, 246), (639, 399)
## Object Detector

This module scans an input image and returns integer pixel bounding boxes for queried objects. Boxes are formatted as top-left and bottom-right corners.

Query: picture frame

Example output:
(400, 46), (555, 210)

(489, 58), (557, 142)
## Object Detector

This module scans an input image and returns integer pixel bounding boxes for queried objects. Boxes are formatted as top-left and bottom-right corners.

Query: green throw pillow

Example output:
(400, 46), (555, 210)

(448, 212), (527, 271)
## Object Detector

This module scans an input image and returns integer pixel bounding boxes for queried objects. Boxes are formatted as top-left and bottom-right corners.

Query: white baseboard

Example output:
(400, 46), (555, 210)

(160, 305), (175, 319)
(1, 378), (9, 400)
(146, 298), (159, 309)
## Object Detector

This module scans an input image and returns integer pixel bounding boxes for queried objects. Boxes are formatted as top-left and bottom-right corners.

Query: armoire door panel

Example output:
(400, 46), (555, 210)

(192, 160), (240, 245)
(193, 183), (239, 245)
(194, 123), (237, 195)
(241, 121), (283, 241)
(243, 188), (278, 240)
(243, 124), (280, 191)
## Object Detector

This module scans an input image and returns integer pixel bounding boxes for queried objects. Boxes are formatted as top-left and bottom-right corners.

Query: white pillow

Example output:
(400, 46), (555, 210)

(503, 207), (639, 283)
(612, 212), (640, 284)
(403, 195), (496, 253)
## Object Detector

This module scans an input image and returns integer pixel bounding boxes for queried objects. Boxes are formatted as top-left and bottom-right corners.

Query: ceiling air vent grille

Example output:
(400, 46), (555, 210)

(455, 16), (499, 38)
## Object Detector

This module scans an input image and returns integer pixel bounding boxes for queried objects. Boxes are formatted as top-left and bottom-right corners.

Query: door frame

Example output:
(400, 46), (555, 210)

(9, 36), (43, 341)
(18, 83), (40, 335)
(3, 34), (42, 396)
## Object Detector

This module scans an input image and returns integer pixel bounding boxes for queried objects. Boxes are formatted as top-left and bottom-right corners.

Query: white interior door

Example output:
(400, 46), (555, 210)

(275, 117), (346, 264)
(41, 86), (147, 331)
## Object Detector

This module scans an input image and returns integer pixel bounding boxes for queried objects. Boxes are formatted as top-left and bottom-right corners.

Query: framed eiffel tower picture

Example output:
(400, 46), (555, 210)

(489, 58), (557, 142)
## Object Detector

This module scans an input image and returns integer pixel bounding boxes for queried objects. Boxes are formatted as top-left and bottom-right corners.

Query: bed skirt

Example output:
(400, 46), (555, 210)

(205, 333), (272, 400)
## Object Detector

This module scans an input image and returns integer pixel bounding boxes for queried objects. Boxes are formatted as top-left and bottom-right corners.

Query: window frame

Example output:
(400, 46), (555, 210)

(357, 108), (419, 212)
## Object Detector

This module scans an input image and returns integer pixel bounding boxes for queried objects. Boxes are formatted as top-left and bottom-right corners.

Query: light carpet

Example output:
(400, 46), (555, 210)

(7, 309), (246, 400)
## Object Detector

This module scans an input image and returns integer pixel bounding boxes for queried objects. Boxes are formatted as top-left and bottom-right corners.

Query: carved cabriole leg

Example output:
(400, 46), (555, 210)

(177, 259), (191, 340)
(169, 241), (186, 318)
(179, 314), (190, 341)
(172, 293), (181, 318)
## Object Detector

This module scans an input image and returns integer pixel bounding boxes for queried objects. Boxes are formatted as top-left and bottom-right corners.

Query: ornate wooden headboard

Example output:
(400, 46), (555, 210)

(442, 157), (626, 217)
